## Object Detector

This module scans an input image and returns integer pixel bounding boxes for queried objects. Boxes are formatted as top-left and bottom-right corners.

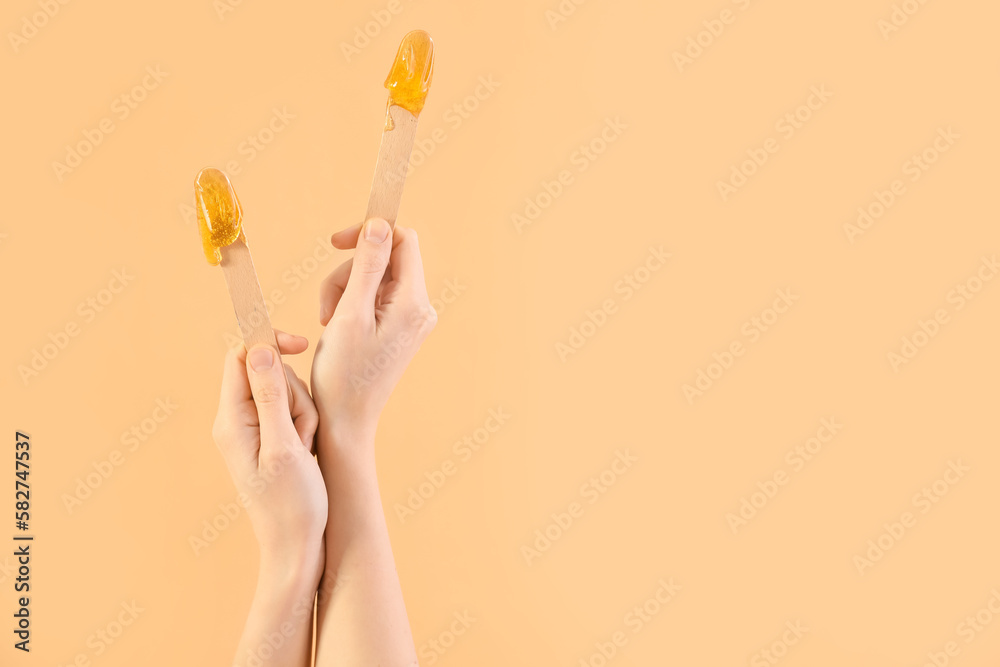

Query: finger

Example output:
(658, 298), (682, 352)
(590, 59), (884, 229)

(339, 218), (393, 318)
(318, 258), (353, 326)
(218, 346), (252, 410)
(285, 365), (318, 452)
(245, 345), (296, 450)
(331, 223), (364, 250)
(227, 330), (307, 368)
(387, 225), (428, 289)
(274, 330), (309, 356)
(270, 329), (308, 411)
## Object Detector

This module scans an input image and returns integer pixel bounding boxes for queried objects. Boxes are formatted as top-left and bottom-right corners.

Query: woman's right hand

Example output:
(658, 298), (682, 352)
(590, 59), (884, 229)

(310, 218), (437, 445)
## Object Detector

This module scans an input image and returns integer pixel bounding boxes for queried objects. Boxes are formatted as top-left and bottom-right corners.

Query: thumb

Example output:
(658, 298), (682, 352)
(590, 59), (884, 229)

(340, 218), (392, 316)
(245, 345), (295, 445)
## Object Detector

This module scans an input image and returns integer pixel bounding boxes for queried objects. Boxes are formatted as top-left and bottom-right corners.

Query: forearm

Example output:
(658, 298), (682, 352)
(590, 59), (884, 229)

(232, 555), (320, 667)
(314, 425), (417, 666)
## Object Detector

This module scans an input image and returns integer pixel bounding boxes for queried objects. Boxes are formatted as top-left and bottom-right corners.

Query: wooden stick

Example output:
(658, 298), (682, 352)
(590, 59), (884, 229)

(219, 235), (278, 351)
(363, 104), (420, 228)
(219, 235), (297, 412)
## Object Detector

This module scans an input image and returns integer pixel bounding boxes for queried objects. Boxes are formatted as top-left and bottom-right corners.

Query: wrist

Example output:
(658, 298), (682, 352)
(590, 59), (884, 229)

(328, 423), (376, 446)
(258, 545), (324, 593)
(317, 418), (377, 458)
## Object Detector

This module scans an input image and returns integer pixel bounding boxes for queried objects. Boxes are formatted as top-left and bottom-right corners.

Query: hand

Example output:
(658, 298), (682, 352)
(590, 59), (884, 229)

(310, 219), (430, 666)
(212, 331), (327, 579)
(311, 219), (437, 444)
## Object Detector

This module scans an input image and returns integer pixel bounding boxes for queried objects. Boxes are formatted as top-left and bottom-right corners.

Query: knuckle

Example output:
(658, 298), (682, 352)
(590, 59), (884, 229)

(407, 302), (437, 333)
(355, 253), (387, 275)
(257, 450), (282, 474)
(397, 226), (420, 247)
(333, 310), (370, 332)
(251, 382), (284, 405)
(260, 442), (294, 467)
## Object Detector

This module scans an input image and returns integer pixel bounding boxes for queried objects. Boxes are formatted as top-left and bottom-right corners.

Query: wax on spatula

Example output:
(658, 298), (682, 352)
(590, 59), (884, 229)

(363, 29), (435, 228)
(195, 168), (278, 351)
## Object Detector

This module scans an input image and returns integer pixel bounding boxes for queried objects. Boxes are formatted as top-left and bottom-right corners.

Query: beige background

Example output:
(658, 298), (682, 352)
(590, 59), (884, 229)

(2, 0), (999, 664)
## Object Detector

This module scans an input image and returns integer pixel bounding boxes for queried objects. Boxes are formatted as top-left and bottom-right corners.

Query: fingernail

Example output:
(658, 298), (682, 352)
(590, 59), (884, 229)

(248, 347), (274, 371)
(365, 218), (391, 242)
